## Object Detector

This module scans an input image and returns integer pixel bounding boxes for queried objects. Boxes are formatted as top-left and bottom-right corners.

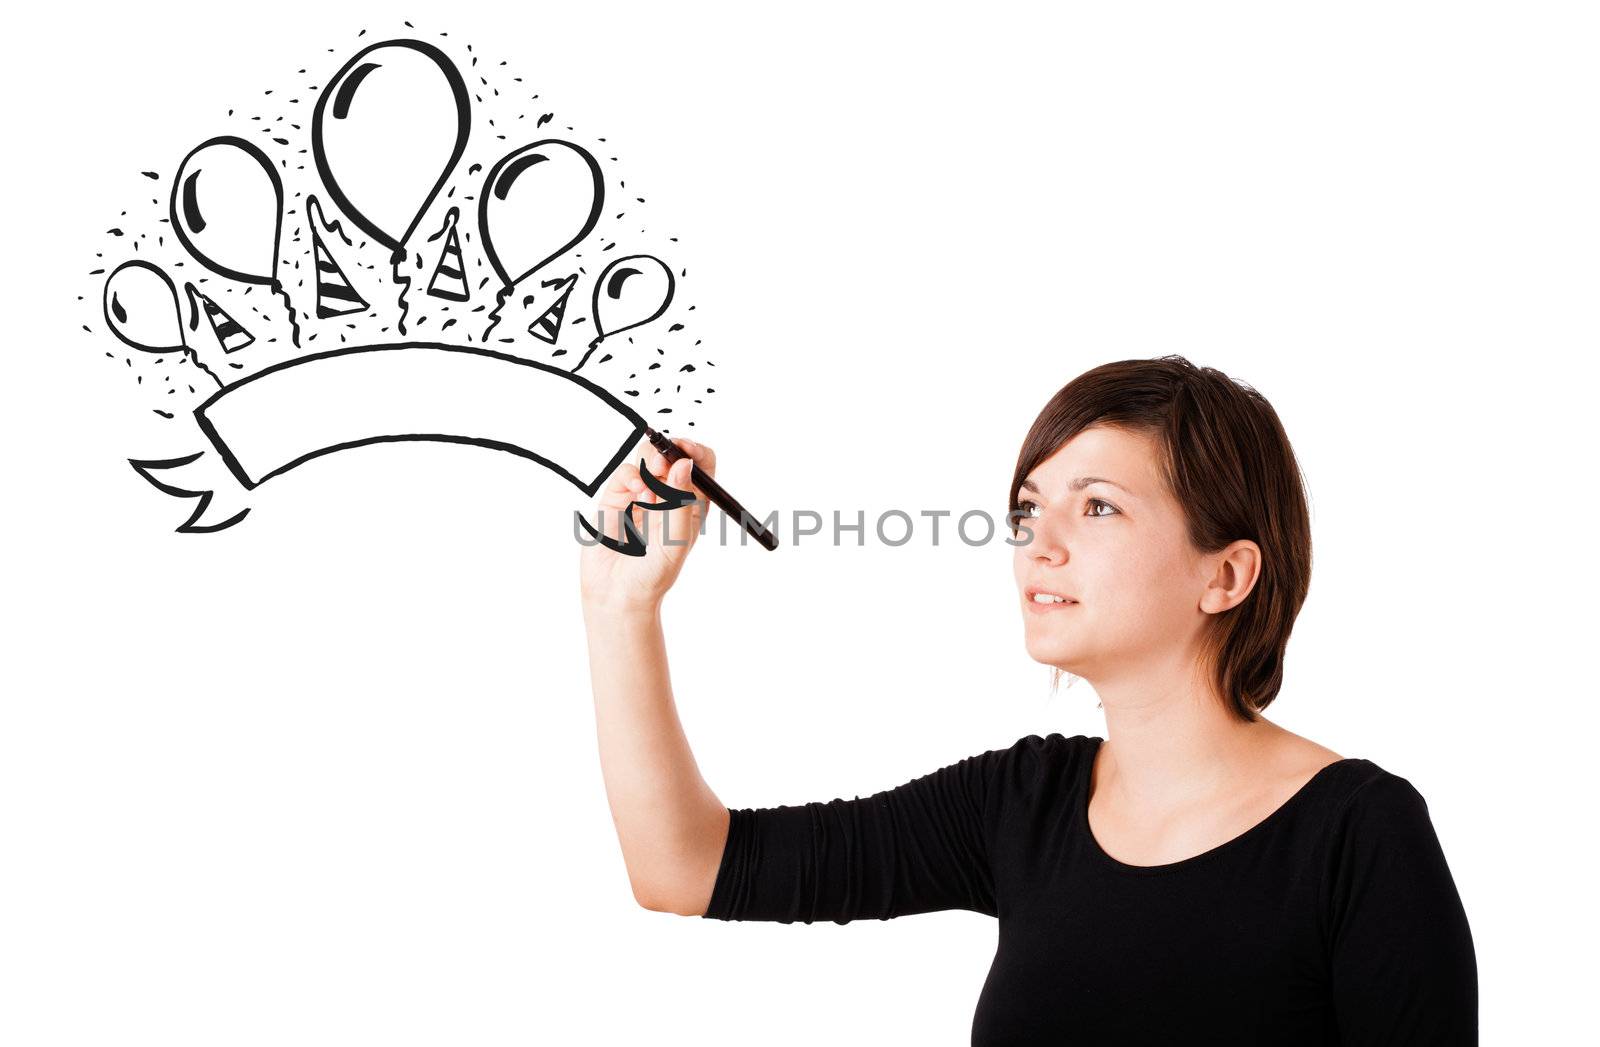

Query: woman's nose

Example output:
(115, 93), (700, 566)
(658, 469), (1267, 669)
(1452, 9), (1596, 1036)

(1028, 521), (1068, 565)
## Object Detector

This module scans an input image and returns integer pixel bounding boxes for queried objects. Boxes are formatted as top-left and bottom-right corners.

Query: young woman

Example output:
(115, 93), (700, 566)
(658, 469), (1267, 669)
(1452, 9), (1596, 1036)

(578, 355), (1478, 1043)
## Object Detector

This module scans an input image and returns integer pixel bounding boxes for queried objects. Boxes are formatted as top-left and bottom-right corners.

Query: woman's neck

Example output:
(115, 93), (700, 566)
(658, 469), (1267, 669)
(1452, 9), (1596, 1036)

(1089, 671), (1285, 811)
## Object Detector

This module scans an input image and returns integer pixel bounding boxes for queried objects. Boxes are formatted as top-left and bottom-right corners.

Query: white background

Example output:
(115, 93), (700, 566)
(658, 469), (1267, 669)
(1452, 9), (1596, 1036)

(4, 2), (1597, 1043)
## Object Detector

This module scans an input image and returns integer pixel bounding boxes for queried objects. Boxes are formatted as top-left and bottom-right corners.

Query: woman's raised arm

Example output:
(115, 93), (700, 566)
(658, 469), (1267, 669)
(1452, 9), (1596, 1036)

(579, 435), (729, 916)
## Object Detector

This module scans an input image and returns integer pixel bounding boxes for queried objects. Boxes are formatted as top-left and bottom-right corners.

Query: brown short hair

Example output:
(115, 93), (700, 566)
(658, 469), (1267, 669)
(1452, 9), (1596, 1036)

(1009, 355), (1313, 722)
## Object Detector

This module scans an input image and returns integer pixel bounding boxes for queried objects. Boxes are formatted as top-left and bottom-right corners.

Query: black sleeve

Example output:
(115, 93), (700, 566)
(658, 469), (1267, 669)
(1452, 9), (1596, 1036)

(699, 741), (1020, 924)
(1324, 772), (1478, 1044)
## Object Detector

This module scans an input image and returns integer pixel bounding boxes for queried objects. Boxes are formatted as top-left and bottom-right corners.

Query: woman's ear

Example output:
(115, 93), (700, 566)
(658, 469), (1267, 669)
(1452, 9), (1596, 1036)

(1200, 539), (1262, 615)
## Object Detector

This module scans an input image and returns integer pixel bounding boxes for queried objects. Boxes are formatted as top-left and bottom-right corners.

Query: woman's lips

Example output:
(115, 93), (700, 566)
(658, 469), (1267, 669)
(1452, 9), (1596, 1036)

(1024, 594), (1079, 614)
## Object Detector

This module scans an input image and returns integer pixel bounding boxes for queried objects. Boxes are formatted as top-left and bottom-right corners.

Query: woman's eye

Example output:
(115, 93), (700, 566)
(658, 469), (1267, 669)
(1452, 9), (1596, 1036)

(1016, 498), (1117, 521)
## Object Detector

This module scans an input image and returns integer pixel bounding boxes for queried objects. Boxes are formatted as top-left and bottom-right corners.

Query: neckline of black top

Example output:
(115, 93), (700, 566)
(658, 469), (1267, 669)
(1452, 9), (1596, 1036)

(1076, 735), (1371, 877)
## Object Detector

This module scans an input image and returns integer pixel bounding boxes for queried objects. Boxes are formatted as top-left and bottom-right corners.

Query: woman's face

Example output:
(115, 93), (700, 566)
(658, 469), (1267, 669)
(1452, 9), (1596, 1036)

(1011, 424), (1224, 680)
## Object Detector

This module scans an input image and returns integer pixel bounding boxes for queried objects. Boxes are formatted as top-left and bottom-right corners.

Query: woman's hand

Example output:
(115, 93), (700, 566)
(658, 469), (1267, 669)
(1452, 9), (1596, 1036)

(579, 434), (717, 614)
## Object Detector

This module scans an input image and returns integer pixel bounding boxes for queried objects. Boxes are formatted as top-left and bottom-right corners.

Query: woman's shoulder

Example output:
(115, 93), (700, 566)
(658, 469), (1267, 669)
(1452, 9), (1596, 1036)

(1255, 729), (1423, 821)
(966, 732), (1101, 802)
(1297, 752), (1446, 859)
(1314, 757), (1469, 950)
(1325, 759), (1434, 822)
(990, 731), (1101, 766)
(1002, 731), (1102, 752)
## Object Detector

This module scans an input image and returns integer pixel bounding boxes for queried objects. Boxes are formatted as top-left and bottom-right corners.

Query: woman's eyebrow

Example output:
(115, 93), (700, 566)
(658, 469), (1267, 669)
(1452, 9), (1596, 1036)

(1020, 476), (1132, 495)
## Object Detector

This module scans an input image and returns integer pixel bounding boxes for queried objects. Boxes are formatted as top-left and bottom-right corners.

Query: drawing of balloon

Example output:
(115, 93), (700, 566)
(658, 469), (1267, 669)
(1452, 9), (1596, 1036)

(170, 135), (300, 345)
(312, 39), (471, 257)
(479, 139), (604, 340)
(572, 255), (675, 372)
(103, 261), (221, 386)
(311, 39), (469, 336)
(172, 137), (282, 283)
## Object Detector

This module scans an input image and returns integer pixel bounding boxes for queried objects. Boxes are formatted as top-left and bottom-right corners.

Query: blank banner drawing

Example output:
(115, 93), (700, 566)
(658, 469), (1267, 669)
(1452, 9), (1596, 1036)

(131, 344), (645, 532)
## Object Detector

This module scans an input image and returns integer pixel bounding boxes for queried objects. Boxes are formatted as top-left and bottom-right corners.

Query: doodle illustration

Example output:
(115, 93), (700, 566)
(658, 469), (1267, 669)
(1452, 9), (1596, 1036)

(312, 38), (471, 334)
(528, 274), (578, 345)
(574, 254), (675, 372)
(307, 197), (371, 318)
(84, 26), (712, 540)
(104, 260), (222, 387)
(131, 343), (647, 533)
(171, 136), (302, 346)
(185, 283), (257, 354)
(425, 208), (471, 303)
(479, 139), (603, 342)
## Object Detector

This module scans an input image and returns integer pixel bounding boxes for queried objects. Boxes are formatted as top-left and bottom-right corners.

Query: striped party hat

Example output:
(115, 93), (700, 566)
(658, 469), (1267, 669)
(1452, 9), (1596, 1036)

(311, 231), (368, 319)
(427, 220), (470, 302)
(305, 196), (369, 320)
(528, 274), (577, 344)
(184, 282), (255, 354)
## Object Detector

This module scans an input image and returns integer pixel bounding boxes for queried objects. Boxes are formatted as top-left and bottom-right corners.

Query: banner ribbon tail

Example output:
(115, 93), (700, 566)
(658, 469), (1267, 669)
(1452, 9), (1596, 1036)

(128, 451), (253, 533)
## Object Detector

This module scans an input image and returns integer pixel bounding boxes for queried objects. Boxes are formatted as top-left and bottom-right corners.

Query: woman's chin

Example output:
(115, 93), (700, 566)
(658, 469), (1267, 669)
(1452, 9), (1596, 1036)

(1026, 638), (1081, 672)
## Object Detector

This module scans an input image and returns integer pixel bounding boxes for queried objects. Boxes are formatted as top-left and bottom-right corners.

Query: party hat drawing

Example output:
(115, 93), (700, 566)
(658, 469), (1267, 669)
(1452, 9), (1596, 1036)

(184, 283), (256, 353)
(306, 196), (369, 319)
(427, 219), (470, 302)
(528, 274), (577, 344)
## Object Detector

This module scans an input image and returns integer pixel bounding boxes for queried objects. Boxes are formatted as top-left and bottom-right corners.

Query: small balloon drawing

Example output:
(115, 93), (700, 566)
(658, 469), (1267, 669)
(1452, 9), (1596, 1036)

(103, 261), (222, 386)
(572, 255), (675, 372)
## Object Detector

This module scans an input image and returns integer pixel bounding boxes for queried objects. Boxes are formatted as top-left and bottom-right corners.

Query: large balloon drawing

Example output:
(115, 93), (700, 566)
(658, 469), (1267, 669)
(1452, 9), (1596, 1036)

(312, 39), (471, 255)
(571, 255), (676, 372)
(312, 39), (471, 335)
(479, 139), (604, 340)
(103, 261), (221, 386)
(170, 136), (299, 346)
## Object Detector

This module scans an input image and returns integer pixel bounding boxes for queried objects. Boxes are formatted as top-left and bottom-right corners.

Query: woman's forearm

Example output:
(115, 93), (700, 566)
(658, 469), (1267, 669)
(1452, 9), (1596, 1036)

(582, 598), (730, 915)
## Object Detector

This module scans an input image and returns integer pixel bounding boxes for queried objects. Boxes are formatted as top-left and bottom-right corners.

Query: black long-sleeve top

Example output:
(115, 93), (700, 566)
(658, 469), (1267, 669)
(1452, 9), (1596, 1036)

(701, 733), (1477, 1044)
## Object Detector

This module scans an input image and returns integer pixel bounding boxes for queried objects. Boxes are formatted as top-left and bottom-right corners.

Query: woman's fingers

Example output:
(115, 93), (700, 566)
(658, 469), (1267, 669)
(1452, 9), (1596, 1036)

(589, 436), (718, 549)
(591, 460), (646, 542)
(674, 437), (716, 479)
(658, 455), (701, 552)
(642, 443), (668, 478)
(645, 436), (715, 486)
(599, 462), (641, 507)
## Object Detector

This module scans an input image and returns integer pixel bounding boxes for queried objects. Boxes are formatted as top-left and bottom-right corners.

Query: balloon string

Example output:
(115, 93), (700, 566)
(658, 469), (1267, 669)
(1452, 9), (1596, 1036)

(571, 335), (605, 374)
(390, 250), (413, 337)
(270, 280), (303, 348)
(482, 284), (513, 343)
(184, 348), (223, 388)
